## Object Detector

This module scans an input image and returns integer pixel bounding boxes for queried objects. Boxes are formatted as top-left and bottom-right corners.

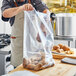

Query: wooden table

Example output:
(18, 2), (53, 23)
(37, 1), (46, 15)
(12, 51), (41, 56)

(10, 59), (76, 76)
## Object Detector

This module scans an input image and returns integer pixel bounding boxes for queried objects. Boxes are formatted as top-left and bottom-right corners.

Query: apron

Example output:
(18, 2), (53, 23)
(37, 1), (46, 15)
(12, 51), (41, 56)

(11, 11), (24, 67)
(11, 0), (31, 67)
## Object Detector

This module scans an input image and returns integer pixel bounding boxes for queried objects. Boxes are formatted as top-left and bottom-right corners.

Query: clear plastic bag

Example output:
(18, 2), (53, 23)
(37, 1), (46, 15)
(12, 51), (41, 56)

(23, 10), (55, 71)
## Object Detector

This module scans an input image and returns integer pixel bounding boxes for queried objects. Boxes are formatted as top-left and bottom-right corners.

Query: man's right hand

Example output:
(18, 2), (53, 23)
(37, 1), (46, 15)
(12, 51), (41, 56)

(20, 3), (34, 11)
(3, 3), (34, 18)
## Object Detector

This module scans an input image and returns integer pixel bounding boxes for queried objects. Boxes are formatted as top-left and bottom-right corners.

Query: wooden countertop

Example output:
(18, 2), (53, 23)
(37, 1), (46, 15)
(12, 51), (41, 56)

(10, 59), (76, 76)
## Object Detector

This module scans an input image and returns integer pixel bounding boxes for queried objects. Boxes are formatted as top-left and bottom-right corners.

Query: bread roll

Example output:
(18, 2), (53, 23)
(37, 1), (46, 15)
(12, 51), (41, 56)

(58, 44), (63, 49)
(62, 45), (70, 51)
(53, 45), (60, 50)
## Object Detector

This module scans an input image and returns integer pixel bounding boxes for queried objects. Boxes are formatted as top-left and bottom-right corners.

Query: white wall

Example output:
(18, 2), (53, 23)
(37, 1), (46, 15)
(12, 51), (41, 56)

(0, 0), (11, 34)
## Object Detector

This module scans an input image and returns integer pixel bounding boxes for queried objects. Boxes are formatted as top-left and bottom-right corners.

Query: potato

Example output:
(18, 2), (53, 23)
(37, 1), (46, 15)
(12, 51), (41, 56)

(39, 59), (46, 65)
(33, 60), (39, 65)
(34, 63), (42, 71)
(31, 58), (34, 63)
(23, 58), (28, 68)
(53, 45), (60, 50)
(40, 52), (45, 59)
(35, 57), (42, 61)
(26, 64), (36, 70)
(31, 56), (41, 61)
(40, 62), (51, 70)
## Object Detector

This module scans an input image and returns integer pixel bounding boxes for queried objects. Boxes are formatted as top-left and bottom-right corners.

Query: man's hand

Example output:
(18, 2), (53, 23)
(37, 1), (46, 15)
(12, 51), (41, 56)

(3, 3), (34, 18)
(20, 4), (34, 11)
(36, 32), (46, 42)
(36, 24), (46, 42)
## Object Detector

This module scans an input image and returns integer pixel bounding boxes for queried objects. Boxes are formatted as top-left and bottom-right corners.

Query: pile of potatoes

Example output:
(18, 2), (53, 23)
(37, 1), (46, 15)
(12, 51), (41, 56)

(23, 52), (54, 71)
(53, 44), (74, 54)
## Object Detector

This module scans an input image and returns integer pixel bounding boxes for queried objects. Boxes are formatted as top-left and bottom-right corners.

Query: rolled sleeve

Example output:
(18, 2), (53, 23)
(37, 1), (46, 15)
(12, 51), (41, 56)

(33, 0), (48, 12)
(1, 0), (12, 22)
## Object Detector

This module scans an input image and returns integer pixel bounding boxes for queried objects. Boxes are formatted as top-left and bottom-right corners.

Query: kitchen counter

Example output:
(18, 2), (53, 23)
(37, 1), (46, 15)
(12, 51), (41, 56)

(9, 59), (76, 76)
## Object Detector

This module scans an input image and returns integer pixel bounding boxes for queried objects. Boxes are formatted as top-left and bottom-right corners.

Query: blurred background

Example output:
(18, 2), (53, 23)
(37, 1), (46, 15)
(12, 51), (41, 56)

(0, 0), (11, 34)
(42, 0), (76, 47)
(42, 0), (76, 13)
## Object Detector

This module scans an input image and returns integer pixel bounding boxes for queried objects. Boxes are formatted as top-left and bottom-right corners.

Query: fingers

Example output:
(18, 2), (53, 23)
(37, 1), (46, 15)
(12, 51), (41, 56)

(29, 4), (34, 10)
(24, 4), (34, 11)
(36, 32), (46, 42)
(36, 33), (41, 42)
(24, 4), (29, 11)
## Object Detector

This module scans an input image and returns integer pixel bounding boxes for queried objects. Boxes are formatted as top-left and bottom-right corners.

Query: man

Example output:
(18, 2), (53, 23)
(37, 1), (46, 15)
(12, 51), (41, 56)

(1, 0), (49, 67)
